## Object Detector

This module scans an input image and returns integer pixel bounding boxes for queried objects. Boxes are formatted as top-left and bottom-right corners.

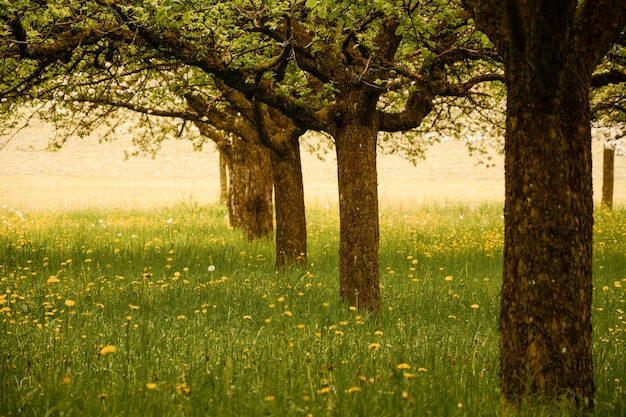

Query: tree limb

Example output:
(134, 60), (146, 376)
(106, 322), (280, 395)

(591, 69), (626, 88)
(576, 0), (626, 70)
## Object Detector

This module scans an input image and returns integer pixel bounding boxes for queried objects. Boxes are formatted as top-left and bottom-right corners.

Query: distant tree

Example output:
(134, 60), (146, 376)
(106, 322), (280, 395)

(186, 82), (307, 266)
(463, 0), (626, 411)
(591, 50), (626, 210)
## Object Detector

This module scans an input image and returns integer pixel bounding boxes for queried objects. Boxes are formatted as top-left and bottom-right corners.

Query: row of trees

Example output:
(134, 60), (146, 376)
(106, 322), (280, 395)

(2, 0), (626, 413)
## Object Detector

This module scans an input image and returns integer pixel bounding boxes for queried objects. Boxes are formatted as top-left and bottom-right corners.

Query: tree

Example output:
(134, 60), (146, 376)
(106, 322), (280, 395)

(591, 58), (626, 210)
(0, 1), (308, 268)
(462, 0), (626, 411)
(111, 0), (500, 310)
(186, 83), (308, 266)
(2, 0), (502, 310)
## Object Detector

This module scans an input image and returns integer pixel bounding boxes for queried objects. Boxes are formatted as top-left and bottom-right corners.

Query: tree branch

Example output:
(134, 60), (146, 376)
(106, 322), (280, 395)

(591, 101), (626, 118)
(378, 72), (504, 132)
(591, 69), (626, 88)
(576, 0), (626, 70)
(461, 0), (508, 53)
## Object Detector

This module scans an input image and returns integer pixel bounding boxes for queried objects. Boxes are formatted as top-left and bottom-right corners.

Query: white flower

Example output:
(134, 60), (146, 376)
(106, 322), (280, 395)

(208, 265), (215, 272)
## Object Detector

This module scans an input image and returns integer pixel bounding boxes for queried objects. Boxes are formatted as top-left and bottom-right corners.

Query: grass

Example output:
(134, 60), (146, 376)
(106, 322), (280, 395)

(0, 202), (624, 416)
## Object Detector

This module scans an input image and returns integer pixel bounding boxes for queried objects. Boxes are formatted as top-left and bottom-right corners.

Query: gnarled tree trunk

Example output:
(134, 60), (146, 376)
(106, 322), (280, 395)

(501, 40), (594, 412)
(333, 90), (380, 311)
(252, 101), (308, 269)
(228, 137), (274, 241)
(271, 133), (307, 268)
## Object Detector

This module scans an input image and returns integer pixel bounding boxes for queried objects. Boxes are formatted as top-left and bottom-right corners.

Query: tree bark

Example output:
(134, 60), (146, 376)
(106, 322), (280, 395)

(227, 137), (274, 241)
(334, 90), (381, 311)
(271, 134), (307, 268)
(501, 36), (594, 413)
(251, 100), (308, 270)
(219, 149), (229, 205)
(601, 145), (615, 210)
(462, 0), (626, 410)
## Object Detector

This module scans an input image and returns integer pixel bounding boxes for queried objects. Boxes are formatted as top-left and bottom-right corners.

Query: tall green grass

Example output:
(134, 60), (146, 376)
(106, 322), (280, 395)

(0, 202), (624, 416)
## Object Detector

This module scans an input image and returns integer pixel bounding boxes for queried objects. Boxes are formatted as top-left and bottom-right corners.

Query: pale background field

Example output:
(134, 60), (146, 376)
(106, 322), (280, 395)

(1, 120), (624, 211)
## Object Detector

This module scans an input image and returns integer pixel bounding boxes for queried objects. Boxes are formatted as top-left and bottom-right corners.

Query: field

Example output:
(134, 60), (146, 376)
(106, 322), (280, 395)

(1, 203), (625, 416)
(1, 123), (626, 416)
(2, 121), (626, 211)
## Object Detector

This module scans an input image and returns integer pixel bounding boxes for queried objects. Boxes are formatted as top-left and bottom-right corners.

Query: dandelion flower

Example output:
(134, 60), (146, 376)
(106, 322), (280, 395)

(418, 367), (428, 373)
(47, 276), (60, 284)
(243, 315), (252, 320)
(397, 363), (411, 370)
(175, 382), (190, 395)
(129, 304), (140, 310)
(347, 386), (362, 393)
(146, 382), (157, 390)
(368, 343), (381, 351)
(99, 345), (116, 356)
(64, 300), (75, 307)
(403, 373), (416, 379)
(445, 276), (453, 282)
(283, 311), (293, 317)
(208, 265), (215, 272)
(470, 304), (480, 309)
(264, 395), (275, 401)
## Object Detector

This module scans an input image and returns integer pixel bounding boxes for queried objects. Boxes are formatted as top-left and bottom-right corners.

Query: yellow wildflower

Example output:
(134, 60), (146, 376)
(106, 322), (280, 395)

(99, 345), (117, 356)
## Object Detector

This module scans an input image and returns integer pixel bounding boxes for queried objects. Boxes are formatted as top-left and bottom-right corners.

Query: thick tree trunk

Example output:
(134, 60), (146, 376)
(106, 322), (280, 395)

(228, 137), (274, 241)
(271, 134), (307, 269)
(601, 145), (614, 210)
(334, 92), (380, 311)
(501, 56), (594, 410)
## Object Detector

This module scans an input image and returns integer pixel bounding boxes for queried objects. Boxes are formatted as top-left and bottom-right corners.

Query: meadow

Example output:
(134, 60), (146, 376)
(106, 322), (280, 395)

(1, 202), (625, 416)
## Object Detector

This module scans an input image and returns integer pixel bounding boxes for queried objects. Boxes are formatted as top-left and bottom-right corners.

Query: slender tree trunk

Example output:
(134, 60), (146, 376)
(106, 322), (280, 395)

(271, 133), (307, 268)
(601, 145), (614, 210)
(334, 91), (380, 311)
(219, 149), (229, 205)
(228, 137), (274, 240)
(501, 55), (594, 411)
